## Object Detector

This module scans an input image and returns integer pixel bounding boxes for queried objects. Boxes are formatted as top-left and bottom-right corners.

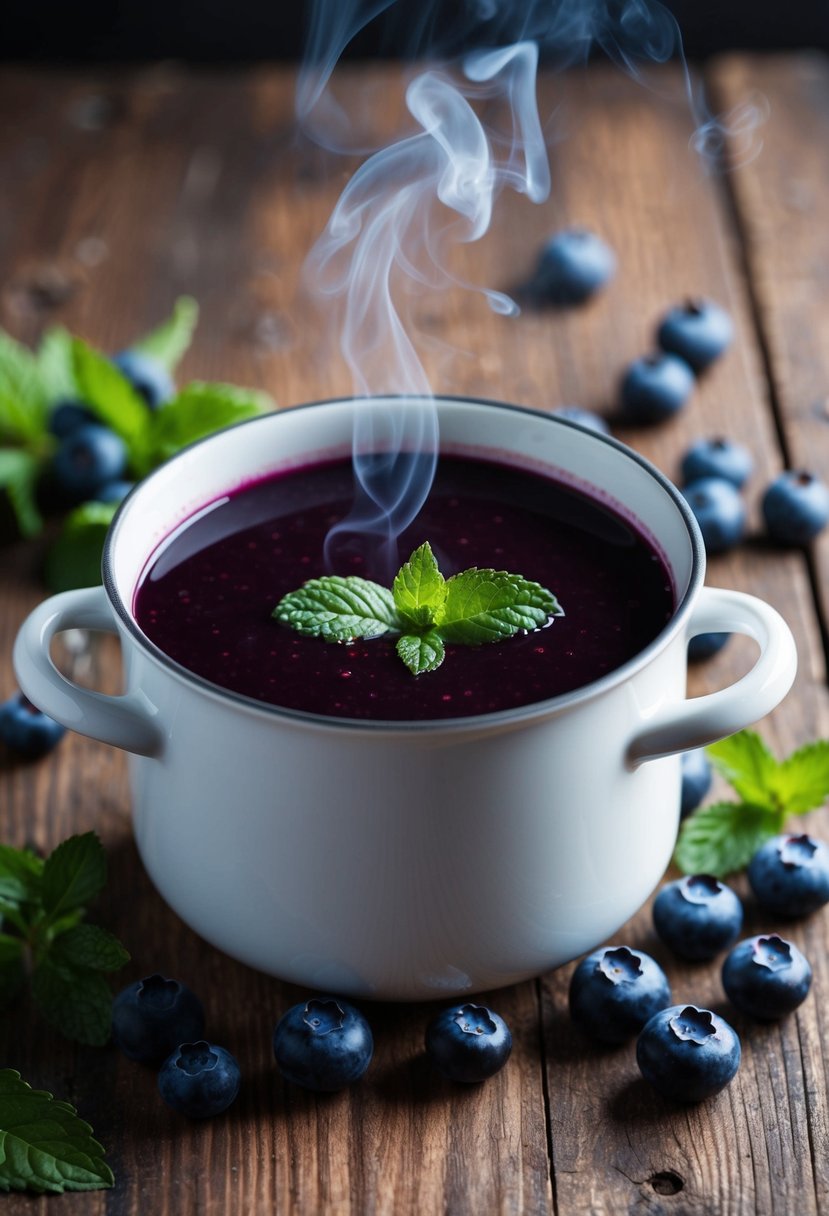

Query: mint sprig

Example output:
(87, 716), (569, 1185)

(0, 832), (129, 1044)
(675, 730), (829, 876)
(0, 1069), (113, 1194)
(274, 540), (562, 675)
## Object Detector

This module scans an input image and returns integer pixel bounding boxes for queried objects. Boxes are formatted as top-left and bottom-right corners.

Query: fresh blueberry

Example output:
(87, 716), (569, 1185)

(722, 934), (812, 1019)
(683, 477), (746, 553)
(0, 692), (65, 760)
(52, 423), (128, 501)
(688, 631), (731, 663)
(636, 1005), (741, 1102)
(273, 995), (373, 1092)
(112, 974), (205, 1063)
(762, 470), (829, 546)
(747, 833), (829, 918)
(680, 748), (712, 818)
(653, 875), (743, 960)
(533, 228), (616, 305)
(48, 400), (97, 439)
(620, 353), (694, 423)
(93, 479), (134, 505)
(656, 299), (734, 371)
(551, 406), (611, 435)
(158, 1041), (240, 1118)
(113, 349), (174, 409)
(569, 945), (672, 1044)
(425, 1003), (512, 1083)
(680, 437), (753, 489)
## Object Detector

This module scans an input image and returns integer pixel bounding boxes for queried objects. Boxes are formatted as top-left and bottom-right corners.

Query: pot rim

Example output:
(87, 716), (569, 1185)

(103, 395), (706, 735)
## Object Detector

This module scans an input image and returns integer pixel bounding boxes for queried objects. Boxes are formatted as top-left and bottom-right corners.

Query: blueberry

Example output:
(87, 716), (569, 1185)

(688, 631), (731, 663)
(680, 748), (712, 818)
(656, 299), (734, 371)
(722, 934), (812, 1019)
(93, 479), (134, 505)
(48, 400), (97, 439)
(680, 437), (753, 489)
(158, 1041), (240, 1118)
(762, 470), (829, 546)
(425, 1003), (512, 1083)
(620, 353), (694, 423)
(683, 477), (746, 553)
(533, 228), (616, 304)
(747, 833), (829, 918)
(273, 995), (373, 1092)
(113, 349), (174, 409)
(636, 1005), (741, 1102)
(653, 875), (743, 961)
(0, 692), (65, 760)
(52, 423), (128, 501)
(551, 406), (611, 435)
(112, 974), (205, 1063)
(568, 945), (672, 1044)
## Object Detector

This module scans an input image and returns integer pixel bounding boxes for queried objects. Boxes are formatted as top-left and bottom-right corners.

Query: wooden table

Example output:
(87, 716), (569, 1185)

(2, 53), (829, 1215)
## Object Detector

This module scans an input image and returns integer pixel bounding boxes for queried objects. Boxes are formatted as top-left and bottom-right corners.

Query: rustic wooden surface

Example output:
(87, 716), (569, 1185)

(1, 53), (829, 1214)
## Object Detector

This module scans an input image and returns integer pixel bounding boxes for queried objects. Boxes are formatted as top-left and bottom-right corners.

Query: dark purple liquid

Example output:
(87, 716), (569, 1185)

(134, 456), (674, 720)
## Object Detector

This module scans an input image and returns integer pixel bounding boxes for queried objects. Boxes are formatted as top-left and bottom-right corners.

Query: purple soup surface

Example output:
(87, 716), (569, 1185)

(133, 455), (674, 721)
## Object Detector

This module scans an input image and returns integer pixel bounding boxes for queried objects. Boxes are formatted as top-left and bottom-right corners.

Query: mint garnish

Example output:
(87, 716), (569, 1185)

(675, 730), (829, 876)
(0, 1069), (113, 1194)
(274, 540), (562, 675)
(0, 832), (129, 1044)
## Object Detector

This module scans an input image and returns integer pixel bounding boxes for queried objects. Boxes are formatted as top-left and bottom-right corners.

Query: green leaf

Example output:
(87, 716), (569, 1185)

(438, 569), (562, 645)
(0, 448), (43, 537)
(392, 542), (447, 630)
(274, 576), (399, 642)
(133, 296), (199, 371)
(0, 330), (48, 442)
(38, 327), (77, 402)
(0, 1069), (113, 1192)
(396, 630), (445, 675)
(50, 924), (129, 973)
(71, 338), (150, 465)
(147, 379), (271, 469)
(674, 801), (778, 877)
(41, 833), (106, 921)
(32, 960), (113, 1046)
(43, 500), (117, 593)
(768, 740), (829, 816)
(0, 844), (43, 906)
(706, 730), (779, 810)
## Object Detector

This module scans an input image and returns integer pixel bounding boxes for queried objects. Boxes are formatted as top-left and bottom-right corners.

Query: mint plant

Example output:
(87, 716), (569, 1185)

(674, 729), (829, 876)
(274, 541), (562, 674)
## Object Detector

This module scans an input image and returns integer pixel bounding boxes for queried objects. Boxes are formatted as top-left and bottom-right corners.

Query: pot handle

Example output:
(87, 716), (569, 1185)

(13, 585), (162, 758)
(626, 585), (797, 767)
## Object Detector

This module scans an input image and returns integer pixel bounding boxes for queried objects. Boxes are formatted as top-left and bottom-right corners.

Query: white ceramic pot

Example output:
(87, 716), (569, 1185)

(14, 399), (797, 999)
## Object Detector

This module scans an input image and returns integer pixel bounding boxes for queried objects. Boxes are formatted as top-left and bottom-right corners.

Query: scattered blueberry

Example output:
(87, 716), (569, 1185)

(620, 353), (694, 423)
(656, 299), (734, 371)
(273, 995), (373, 1092)
(551, 405), (611, 435)
(48, 400), (97, 439)
(533, 228), (616, 304)
(747, 834), (829, 918)
(722, 934), (812, 1019)
(653, 875), (743, 961)
(680, 437), (753, 489)
(569, 946), (672, 1044)
(680, 748), (712, 818)
(762, 470), (829, 546)
(52, 423), (128, 501)
(0, 691), (65, 759)
(112, 974), (206, 1063)
(636, 1004), (741, 1102)
(158, 1041), (241, 1118)
(425, 1003), (512, 1084)
(688, 631), (731, 663)
(113, 349), (174, 409)
(93, 479), (134, 505)
(683, 477), (746, 553)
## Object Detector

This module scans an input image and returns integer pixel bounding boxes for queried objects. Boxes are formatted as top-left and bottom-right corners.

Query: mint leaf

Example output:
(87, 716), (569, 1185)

(274, 576), (399, 642)
(674, 801), (777, 877)
(0, 1069), (113, 1193)
(0, 844), (43, 906)
(397, 630), (445, 675)
(769, 740), (829, 816)
(392, 541), (447, 630)
(38, 327), (77, 402)
(133, 296), (198, 371)
(438, 569), (562, 644)
(32, 960), (113, 1046)
(44, 500), (117, 592)
(50, 924), (129, 973)
(41, 833), (106, 922)
(0, 448), (42, 537)
(0, 330), (48, 442)
(71, 338), (150, 464)
(706, 730), (779, 810)
(147, 380), (271, 469)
